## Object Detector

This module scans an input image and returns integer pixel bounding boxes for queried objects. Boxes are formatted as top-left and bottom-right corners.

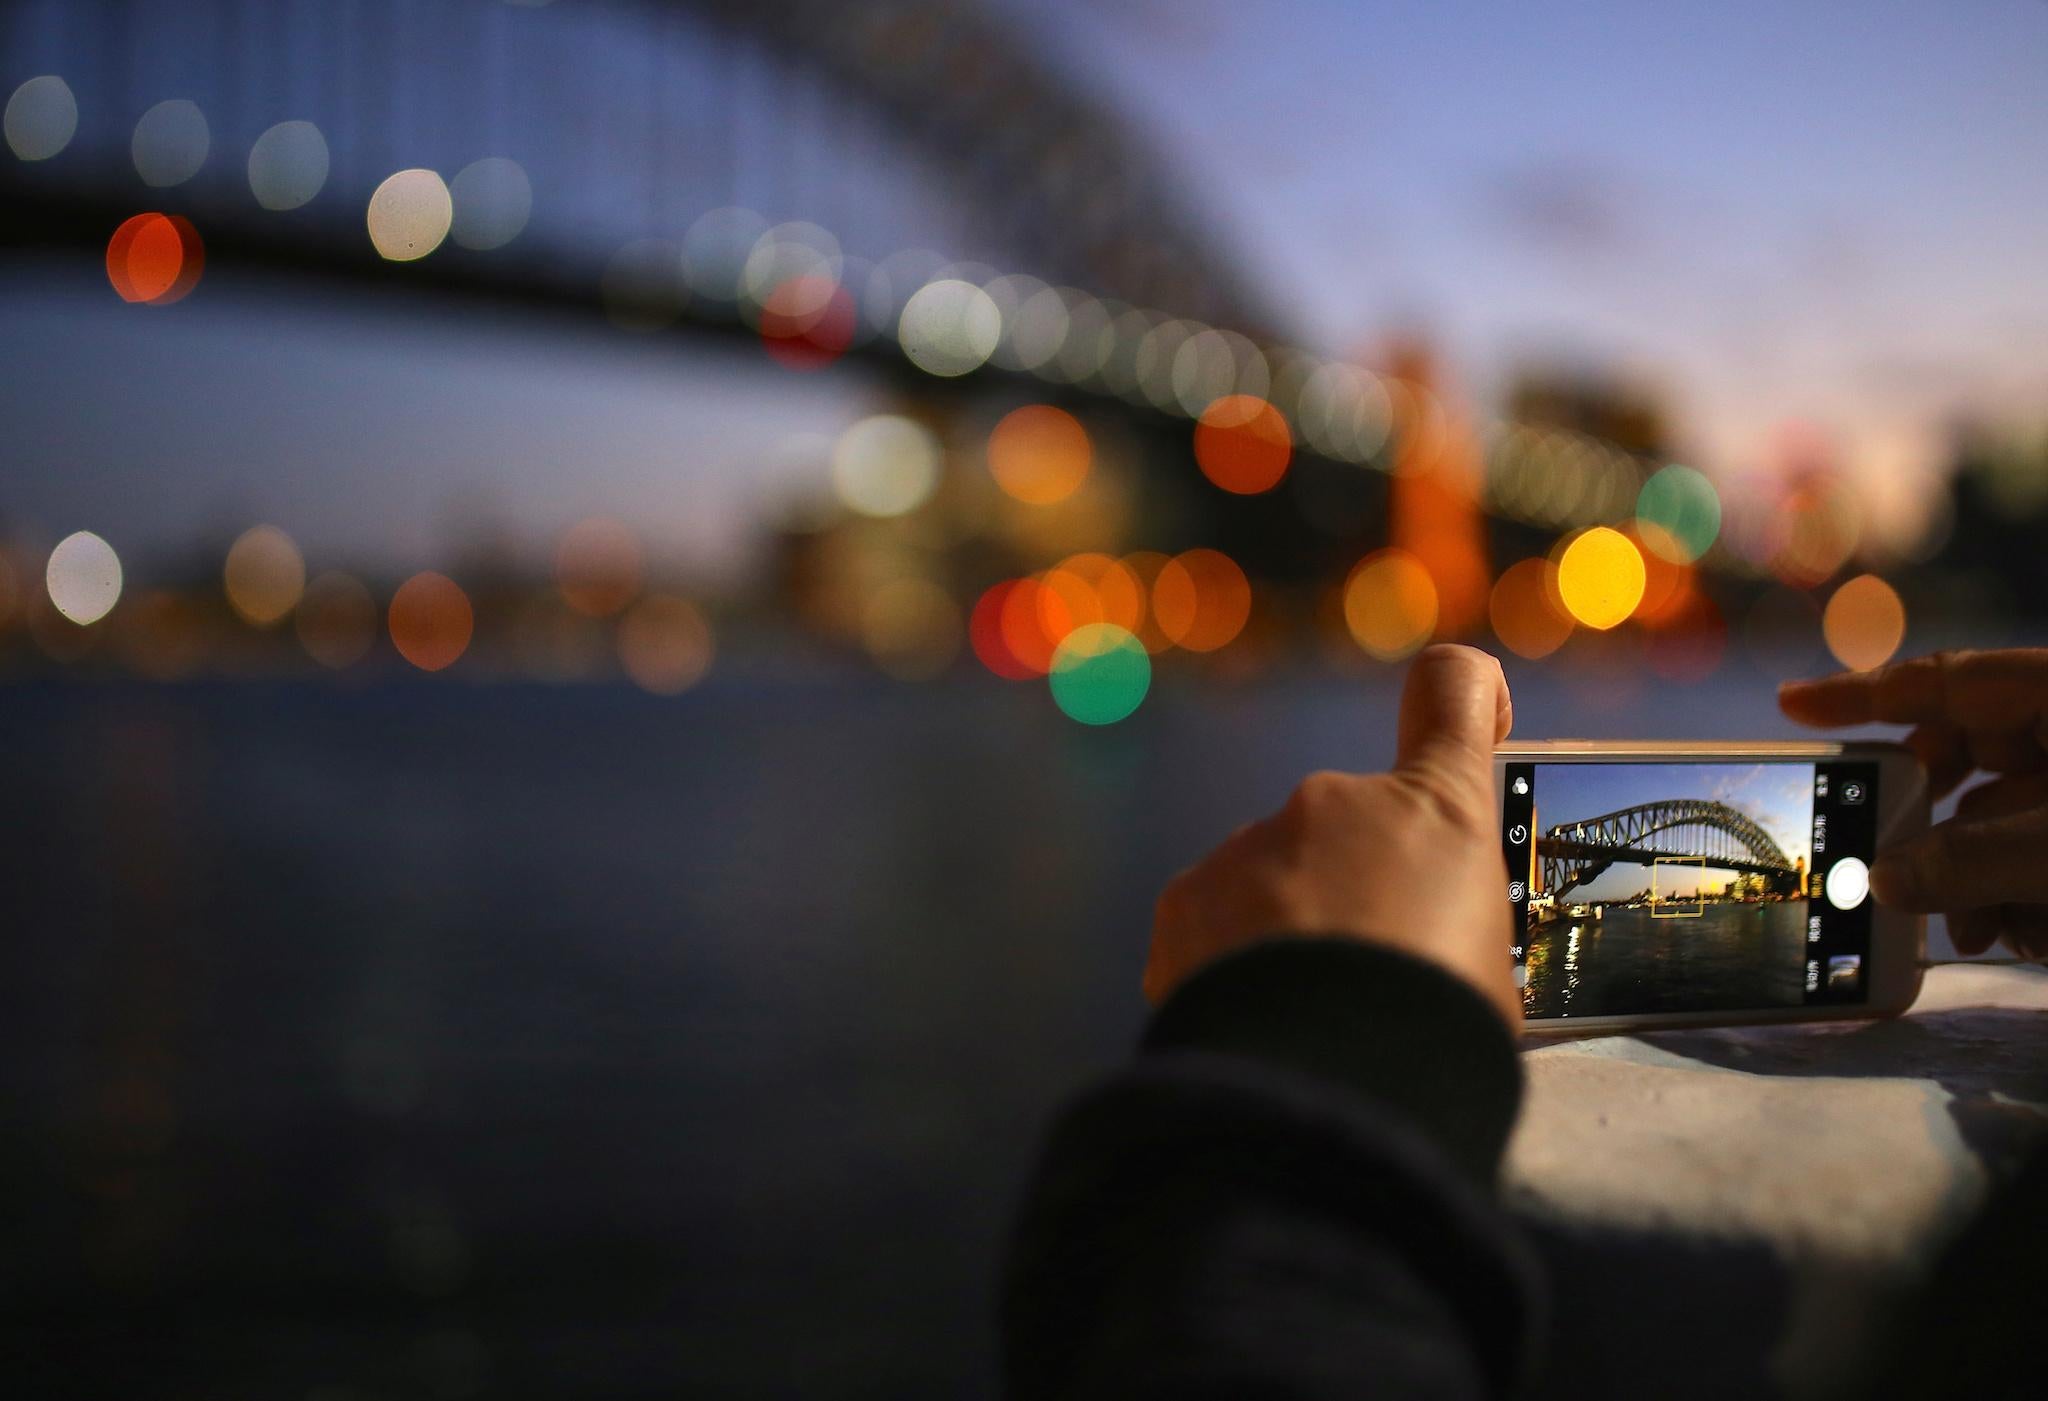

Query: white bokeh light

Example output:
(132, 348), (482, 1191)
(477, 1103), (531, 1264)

(247, 120), (329, 210)
(449, 156), (532, 250)
(831, 415), (942, 517)
(4, 75), (77, 161)
(367, 169), (453, 261)
(681, 207), (768, 302)
(131, 99), (210, 187)
(897, 279), (1001, 377)
(46, 531), (123, 625)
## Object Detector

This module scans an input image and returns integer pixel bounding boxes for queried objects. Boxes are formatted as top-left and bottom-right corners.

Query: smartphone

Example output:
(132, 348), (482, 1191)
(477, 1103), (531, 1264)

(1495, 741), (1928, 1035)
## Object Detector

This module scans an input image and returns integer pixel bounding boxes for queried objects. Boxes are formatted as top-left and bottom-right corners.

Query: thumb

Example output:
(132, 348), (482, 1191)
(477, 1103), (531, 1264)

(1395, 644), (1512, 794)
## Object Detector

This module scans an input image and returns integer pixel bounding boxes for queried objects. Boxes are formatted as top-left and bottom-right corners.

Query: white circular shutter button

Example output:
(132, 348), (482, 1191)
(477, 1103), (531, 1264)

(1825, 857), (1871, 911)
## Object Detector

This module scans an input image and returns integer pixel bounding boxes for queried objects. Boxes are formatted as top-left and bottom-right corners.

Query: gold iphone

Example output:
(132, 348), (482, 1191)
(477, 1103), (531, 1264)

(1495, 741), (1928, 1035)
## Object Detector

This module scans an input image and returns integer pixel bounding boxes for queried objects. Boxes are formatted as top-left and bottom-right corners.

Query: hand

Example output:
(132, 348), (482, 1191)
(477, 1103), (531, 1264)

(1144, 644), (1520, 1027)
(1779, 648), (2048, 958)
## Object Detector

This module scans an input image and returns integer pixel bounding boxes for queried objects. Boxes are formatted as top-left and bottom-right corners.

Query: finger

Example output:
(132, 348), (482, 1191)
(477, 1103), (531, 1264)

(1949, 907), (2002, 958)
(1780, 650), (2048, 733)
(2001, 908), (2048, 963)
(1949, 905), (2048, 961)
(1954, 773), (2048, 824)
(1964, 726), (2048, 778)
(1906, 722), (1973, 802)
(1395, 645), (1510, 795)
(1871, 808), (2048, 913)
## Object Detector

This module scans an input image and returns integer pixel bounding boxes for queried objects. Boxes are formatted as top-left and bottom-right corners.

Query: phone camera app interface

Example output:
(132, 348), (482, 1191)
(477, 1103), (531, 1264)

(1501, 760), (1879, 1020)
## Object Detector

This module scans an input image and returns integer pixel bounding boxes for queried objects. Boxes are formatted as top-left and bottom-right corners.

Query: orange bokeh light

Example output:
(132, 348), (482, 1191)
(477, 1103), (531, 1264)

(1629, 523), (1695, 626)
(1193, 394), (1291, 495)
(388, 572), (473, 672)
(106, 213), (203, 305)
(1152, 548), (1251, 652)
(1487, 557), (1573, 660)
(618, 594), (714, 694)
(987, 405), (1092, 505)
(1342, 549), (1438, 661)
(1039, 552), (1144, 641)
(555, 518), (644, 618)
(1822, 574), (1906, 672)
(998, 576), (1066, 676)
(1118, 550), (1174, 654)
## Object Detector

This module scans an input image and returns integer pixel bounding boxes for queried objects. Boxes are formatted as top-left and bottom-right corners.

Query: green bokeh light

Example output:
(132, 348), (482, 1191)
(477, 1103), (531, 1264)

(1635, 464), (1721, 564)
(1049, 623), (1150, 725)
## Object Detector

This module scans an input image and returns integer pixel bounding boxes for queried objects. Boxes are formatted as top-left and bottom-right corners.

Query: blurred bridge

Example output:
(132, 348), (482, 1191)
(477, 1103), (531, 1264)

(0, 0), (1647, 549)
(1539, 800), (1800, 899)
(1, 0), (1265, 337)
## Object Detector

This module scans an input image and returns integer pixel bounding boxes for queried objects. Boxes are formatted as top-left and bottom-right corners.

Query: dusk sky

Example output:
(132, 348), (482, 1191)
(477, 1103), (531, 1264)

(1534, 760), (1816, 902)
(1016, 0), (2048, 514)
(5, 0), (2045, 572)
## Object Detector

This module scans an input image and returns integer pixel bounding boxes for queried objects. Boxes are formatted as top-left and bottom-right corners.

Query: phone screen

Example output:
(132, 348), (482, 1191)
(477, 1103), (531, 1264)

(1500, 759), (1880, 1019)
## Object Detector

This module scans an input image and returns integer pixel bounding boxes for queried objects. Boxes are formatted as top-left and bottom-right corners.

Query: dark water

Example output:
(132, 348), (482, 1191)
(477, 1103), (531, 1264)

(0, 659), (1970, 1397)
(1523, 902), (1808, 1019)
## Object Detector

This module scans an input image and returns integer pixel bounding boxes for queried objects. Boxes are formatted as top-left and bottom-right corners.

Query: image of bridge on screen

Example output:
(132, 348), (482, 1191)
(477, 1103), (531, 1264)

(1511, 761), (1830, 1019)
(1527, 763), (1814, 926)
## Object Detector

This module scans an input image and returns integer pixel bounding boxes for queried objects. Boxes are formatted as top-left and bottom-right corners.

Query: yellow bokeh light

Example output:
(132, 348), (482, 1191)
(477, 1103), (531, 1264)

(1555, 526), (1646, 631)
(367, 169), (453, 261)
(1822, 574), (1906, 672)
(223, 524), (306, 627)
(1343, 549), (1438, 661)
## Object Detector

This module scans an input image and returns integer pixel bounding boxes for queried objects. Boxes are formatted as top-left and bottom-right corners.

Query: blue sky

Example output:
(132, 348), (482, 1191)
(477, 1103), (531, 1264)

(1533, 760), (1815, 901)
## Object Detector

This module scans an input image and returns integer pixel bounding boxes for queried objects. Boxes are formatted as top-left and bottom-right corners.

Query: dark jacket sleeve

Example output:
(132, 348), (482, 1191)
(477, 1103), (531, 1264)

(1001, 938), (1543, 1400)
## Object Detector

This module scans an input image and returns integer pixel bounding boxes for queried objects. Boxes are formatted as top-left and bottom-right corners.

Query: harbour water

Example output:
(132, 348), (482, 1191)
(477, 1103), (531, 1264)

(1522, 902), (1809, 1020)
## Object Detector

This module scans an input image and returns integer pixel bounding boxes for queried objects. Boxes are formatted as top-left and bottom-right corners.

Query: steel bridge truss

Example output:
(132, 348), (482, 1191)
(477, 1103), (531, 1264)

(1538, 799), (1798, 899)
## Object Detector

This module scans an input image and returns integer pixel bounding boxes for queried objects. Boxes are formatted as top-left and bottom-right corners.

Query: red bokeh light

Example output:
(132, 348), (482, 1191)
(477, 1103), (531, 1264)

(969, 580), (1035, 680)
(759, 275), (856, 370)
(1193, 394), (1291, 495)
(107, 213), (204, 305)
